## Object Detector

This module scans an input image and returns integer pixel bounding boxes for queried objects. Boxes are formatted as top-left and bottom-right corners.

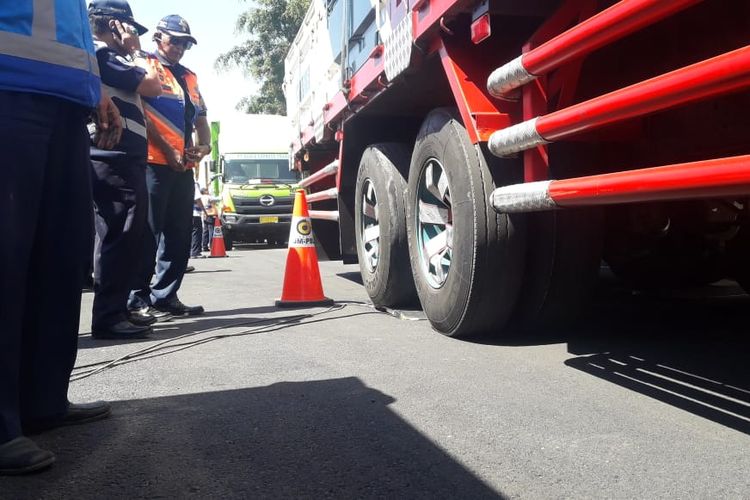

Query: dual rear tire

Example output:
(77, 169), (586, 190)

(354, 109), (601, 337)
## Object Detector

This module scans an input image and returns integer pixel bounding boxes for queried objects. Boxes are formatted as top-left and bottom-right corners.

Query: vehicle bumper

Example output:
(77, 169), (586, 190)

(222, 213), (291, 240)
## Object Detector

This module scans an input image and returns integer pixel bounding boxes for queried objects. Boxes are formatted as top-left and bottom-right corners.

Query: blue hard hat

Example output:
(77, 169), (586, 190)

(156, 15), (198, 45)
(88, 0), (148, 35)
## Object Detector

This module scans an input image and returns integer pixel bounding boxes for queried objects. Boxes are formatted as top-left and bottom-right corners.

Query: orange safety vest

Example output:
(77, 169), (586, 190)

(142, 54), (205, 166)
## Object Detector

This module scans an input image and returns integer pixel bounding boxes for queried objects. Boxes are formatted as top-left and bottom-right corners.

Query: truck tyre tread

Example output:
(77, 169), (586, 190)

(355, 143), (418, 307)
(406, 108), (525, 337)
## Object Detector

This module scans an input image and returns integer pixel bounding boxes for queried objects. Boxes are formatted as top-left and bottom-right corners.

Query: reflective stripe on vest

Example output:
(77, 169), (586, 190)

(0, 0), (100, 107)
(143, 55), (203, 166)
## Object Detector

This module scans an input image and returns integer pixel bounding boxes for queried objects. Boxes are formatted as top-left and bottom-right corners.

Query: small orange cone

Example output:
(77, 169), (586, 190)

(275, 189), (333, 308)
(209, 215), (227, 258)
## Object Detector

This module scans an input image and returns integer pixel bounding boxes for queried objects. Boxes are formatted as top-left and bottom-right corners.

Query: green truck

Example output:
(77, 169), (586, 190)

(212, 114), (299, 249)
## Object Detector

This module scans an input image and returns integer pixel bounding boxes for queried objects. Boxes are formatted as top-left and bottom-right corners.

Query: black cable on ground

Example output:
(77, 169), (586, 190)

(70, 304), (381, 382)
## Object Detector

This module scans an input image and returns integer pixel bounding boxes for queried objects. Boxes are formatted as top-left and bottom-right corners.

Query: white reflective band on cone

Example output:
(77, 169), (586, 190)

(491, 180), (558, 213)
(288, 215), (315, 248)
(488, 117), (549, 157)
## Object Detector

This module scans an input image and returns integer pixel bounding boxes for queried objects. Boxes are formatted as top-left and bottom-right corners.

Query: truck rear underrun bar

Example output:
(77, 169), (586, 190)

(487, 0), (702, 97)
(305, 188), (338, 204)
(491, 154), (750, 212)
(309, 210), (340, 222)
(296, 161), (339, 189)
(489, 44), (750, 158)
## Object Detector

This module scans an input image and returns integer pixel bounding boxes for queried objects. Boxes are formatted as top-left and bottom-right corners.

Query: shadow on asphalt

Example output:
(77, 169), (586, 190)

(0, 378), (503, 499)
(563, 283), (750, 435)
(471, 279), (750, 435)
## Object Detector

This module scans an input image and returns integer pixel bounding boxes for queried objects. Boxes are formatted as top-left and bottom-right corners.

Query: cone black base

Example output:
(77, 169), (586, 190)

(275, 297), (334, 308)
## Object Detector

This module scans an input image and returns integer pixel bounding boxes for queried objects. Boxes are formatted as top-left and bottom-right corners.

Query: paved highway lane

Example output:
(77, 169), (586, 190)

(2, 246), (748, 498)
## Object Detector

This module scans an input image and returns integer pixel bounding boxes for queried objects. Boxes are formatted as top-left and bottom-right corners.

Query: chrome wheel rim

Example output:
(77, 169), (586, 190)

(360, 178), (380, 272)
(416, 158), (453, 288)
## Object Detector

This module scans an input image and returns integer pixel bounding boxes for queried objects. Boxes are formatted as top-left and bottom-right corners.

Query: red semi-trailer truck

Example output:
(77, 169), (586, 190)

(284, 0), (750, 337)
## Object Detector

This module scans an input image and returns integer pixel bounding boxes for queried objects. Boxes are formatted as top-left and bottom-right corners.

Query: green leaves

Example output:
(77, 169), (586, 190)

(216, 0), (311, 114)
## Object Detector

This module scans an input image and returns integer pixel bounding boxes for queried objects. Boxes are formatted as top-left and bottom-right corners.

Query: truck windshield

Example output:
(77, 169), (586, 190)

(225, 159), (298, 184)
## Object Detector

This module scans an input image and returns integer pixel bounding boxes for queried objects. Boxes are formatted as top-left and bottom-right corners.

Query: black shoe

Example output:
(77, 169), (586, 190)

(185, 265), (196, 273)
(24, 401), (112, 435)
(60, 401), (112, 426)
(152, 299), (204, 316)
(92, 320), (152, 340)
(143, 307), (172, 322)
(127, 309), (158, 327)
(0, 437), (55, 475)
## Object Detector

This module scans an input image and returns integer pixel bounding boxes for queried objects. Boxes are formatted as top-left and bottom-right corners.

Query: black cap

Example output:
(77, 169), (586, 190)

(88, 0), (148, 35)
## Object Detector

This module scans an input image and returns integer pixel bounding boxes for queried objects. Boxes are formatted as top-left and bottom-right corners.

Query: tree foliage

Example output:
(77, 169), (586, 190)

(216, 0), (310, 115)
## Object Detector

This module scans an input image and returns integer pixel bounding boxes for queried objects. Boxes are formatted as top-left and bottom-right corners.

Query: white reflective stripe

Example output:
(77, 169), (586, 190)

(0, 31), (99, 75)
(490, 180), (558, 213)
(32, 0), (56, 37)
(106, 86), (144, 113)
(143, 102), (184, 138)
(122, 117), (147, 139)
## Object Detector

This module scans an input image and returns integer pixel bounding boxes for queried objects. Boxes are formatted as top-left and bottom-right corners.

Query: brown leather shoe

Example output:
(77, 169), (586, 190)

(0, 437), (55, 475)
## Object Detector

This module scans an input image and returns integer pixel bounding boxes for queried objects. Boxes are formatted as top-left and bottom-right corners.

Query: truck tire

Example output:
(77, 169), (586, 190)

(355, 143), (417, 307)
(406, 109), (525, 337)
(224, 232), (234, 251)
(511, 209), (603, 331)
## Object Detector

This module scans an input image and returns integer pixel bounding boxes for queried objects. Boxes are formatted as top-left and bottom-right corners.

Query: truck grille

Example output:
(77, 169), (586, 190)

(231, 195), (294, 215)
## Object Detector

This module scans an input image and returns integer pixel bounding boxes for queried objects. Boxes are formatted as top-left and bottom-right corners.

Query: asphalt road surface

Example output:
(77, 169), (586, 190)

(2, 244), (749, 499)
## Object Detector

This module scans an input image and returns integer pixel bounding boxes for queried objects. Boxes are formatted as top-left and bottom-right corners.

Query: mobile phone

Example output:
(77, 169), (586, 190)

(109, 20), (121, 40)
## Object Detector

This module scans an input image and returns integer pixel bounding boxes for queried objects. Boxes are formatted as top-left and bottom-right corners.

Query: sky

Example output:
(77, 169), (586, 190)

(127, 0), (259, 124)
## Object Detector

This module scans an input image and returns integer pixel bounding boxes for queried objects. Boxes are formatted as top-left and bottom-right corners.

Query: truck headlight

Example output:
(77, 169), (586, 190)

(225, 215), (238, 223)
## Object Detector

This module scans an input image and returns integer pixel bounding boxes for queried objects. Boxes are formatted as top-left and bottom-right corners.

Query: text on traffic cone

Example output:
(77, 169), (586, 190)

(275, 189), (333, 307)
(209, 215), (227, 258)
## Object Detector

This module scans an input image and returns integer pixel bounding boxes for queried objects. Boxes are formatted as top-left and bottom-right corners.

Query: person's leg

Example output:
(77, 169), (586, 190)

(128, 164), (170, 310)
(17, 98), (92, 424)
(202, 218), (211, 251)
(151, 170), (194, 305)
(91, 156), (148, 328)
(0, 91), (54, 444)
(190, 216), (203, 257)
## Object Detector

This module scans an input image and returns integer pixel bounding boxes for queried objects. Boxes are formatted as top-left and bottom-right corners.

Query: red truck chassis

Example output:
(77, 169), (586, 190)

(290, 0), (750, 336)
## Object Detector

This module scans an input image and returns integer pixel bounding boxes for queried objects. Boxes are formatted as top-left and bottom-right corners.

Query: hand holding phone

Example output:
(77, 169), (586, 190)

(109, 19), (141, 55)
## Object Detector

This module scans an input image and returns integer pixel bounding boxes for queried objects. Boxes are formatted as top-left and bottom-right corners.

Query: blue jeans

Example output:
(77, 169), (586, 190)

(129, 165), (194, 308)
(0, 91), (92, 443)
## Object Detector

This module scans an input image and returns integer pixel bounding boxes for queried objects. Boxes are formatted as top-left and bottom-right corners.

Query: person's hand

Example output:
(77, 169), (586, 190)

(111, 20), (141, 55)
(185, 145), (210, 163)
(95, 92), (122, 149)
(166, 148), (185, 172)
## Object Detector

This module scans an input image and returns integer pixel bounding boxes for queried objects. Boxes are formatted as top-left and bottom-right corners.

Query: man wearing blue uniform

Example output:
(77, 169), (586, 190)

(0, 0), (120, 474)
(129, 15), (210, 317)
(88, 0), (164, 339)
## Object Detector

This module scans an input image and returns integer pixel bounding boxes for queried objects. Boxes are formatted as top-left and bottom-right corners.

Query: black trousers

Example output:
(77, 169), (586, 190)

(0, 91), (92, 443)
(129, 165), (193, 308)
(91, 156), (148, 328)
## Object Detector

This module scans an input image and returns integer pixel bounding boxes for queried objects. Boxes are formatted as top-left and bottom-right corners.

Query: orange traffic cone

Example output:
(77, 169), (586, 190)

(275, 189), (333, 308)
(209, 215), (227, 258)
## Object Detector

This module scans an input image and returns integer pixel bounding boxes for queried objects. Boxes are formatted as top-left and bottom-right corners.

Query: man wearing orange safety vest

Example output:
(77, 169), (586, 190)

(128, 14), (210, 317)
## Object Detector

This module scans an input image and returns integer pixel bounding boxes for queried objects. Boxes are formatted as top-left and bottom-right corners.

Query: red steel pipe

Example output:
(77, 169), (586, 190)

(488, 0), (702, 96)
(525, 0), (702, 77)
(538, 44), (750, 140)
(492, 155), (750, 212)
(489, 45), (750, 157)
(551, 155), (750, 206)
